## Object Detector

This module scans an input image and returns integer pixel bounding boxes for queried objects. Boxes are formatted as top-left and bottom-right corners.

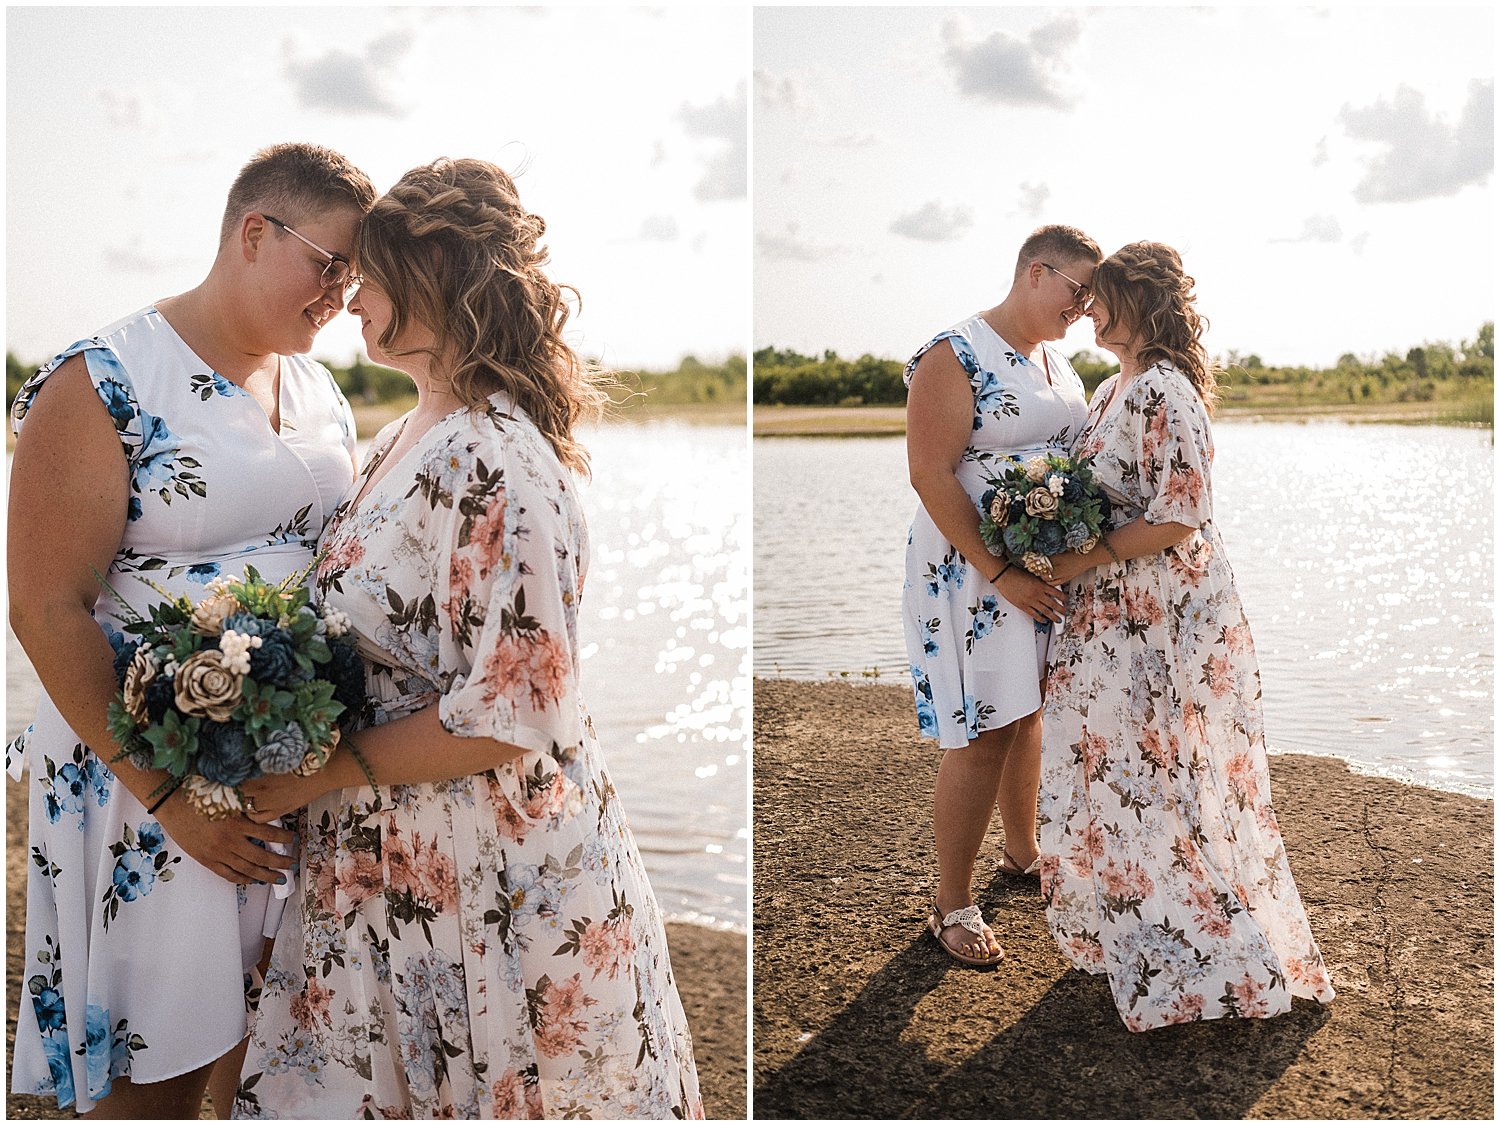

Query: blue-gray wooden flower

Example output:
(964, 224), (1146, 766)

(255, 723), (309, 775)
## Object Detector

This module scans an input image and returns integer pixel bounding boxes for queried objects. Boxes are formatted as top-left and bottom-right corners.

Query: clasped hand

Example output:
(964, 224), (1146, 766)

(994, 564), (1067, 623)
(239, 769), (329, 825)
(153, 788), (296, 886)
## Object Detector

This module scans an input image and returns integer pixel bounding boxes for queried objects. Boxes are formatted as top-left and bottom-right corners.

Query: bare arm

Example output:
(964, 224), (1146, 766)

(906, 346), (1066, 622)
(240, 705), (526, 822)
(1047, 516), (1196, 585)
(8, 355), (293, 881)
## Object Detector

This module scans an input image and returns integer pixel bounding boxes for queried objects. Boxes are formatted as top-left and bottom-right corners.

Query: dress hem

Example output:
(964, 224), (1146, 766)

(924, 692), (1044, 751)
(12, 1032), (247, 1114)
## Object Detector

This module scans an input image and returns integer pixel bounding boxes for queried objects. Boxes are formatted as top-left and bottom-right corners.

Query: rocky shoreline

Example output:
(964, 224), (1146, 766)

(753, 677), (1493, 1119)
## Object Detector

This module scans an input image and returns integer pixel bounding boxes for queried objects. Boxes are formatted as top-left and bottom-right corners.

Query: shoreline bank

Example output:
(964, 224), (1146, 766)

(761, 669), (1496, 801)
(753, 678), (1494, 1119)
(752, 401), (1493, 437)
(5, 777), (746, 1120)
(353, 399), (745, 440)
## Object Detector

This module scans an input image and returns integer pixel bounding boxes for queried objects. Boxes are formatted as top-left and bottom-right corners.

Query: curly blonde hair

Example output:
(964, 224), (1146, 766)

(356, 157), (610, 474)
(1092, 241), (1219, 412)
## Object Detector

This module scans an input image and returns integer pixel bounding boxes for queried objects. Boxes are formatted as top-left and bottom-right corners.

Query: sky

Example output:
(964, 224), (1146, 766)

(754, 4), (1495, 369)
(5, 5), (749, 371)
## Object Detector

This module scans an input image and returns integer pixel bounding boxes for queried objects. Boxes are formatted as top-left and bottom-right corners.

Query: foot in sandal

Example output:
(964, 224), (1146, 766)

(928, 900), (1004, 968)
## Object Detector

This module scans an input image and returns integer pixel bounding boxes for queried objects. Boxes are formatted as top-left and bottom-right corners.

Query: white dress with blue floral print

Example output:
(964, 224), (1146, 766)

(902, 313), (1088, 749)
(7, 306), (357, 1112)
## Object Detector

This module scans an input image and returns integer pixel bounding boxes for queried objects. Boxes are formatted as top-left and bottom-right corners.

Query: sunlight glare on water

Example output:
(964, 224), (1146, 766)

(755, 422), (1494, 798)
(576, 421), (749, 930)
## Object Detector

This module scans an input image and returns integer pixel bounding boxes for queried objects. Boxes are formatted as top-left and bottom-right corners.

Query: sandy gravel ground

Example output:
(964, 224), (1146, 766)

(5, 776), (746, 1120)
(753, 678), (1493, 1120)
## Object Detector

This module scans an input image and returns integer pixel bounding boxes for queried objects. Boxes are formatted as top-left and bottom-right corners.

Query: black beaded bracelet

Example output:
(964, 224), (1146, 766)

(1101, 534), (1123, 564)
(146, 776), (184, 815)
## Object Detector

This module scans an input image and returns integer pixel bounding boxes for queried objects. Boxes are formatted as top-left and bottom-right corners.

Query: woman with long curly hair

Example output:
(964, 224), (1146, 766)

(232, 158), (703, 1118)
(1036, 242), (1336, 1031)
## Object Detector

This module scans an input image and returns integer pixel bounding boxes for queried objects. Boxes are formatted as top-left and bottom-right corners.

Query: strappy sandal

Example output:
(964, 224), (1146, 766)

(928, 902), (1004, 968)
(997, 849), (1042, 880)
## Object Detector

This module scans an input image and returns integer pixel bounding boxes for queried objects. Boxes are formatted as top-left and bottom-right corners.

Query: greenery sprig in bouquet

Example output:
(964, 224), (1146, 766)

(979, 453), (1113, 578)
(103, 565), (366, 819)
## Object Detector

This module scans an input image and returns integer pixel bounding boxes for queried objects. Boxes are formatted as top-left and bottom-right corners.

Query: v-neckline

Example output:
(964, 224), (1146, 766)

(342, 400), (473, 515)
(344, 416), (413, 514)
(1085, 370), (1139, 440)
(975, 316), (1054, 387)
(151, 305), (287, 438)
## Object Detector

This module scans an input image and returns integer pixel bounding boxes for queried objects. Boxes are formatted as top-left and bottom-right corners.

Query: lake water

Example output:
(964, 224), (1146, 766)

(755, 422), (1494, 798)
(6, 420), (750, 930)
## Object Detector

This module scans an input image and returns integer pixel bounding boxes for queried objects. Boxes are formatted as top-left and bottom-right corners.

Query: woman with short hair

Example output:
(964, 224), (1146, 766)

(8, 142), (376, 1116)
(903, 223), (1101, 967)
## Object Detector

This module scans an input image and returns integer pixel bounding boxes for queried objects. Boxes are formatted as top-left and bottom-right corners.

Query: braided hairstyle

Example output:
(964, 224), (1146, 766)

(356, 157), (609, 473)
(1092, 241), (1219, 412)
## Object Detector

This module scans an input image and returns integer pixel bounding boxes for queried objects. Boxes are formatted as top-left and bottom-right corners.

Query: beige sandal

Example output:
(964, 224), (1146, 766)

(928, 902), (1004, 968)
(998, 849), (1042, 880)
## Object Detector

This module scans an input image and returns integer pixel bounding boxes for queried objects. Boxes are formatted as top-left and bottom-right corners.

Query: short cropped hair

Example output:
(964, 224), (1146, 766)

(219, 142), (377, 246)
(1013, 224), (1102, 279)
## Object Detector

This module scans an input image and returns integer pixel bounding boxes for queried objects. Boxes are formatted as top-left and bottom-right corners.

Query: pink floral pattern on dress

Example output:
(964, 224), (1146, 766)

(238, 395), (702, 1119)
(1040, 362), (1335, 1032)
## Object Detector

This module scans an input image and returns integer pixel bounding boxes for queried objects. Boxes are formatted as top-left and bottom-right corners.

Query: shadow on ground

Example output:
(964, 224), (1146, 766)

(753, 679), (1492, 1121)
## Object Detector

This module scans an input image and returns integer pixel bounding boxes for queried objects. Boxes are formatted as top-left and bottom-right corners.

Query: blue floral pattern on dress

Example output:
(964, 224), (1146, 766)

(902, 313), (1089, 748)
(39, 745), (111, 829)
(189, 370), (243, 400)
(26, 935), (143, 1108)
(100, 819), (180, 929)
(8, 306), (359, 1114)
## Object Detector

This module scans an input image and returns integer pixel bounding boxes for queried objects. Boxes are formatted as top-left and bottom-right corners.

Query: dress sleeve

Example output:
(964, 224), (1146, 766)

(904, 330), (983, 394)
(1131, 365), (1215, 528)
(11, 341), (147, 469)
(432, 420), (586, 760)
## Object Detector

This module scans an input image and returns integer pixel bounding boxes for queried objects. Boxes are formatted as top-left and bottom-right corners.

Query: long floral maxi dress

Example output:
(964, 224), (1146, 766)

(235, 394), (703, 1120)
(1039, 361), (1336, 1031)
(902, 313), (1089, 748)
(7, 306), (357, 1111)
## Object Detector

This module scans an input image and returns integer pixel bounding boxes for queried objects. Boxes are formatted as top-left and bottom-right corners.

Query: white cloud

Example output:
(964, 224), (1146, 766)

(639, 215), (679, 242)
(1018, 182), (1050, 218)
(941, 15), (1080, 109)
(283, 31), (414, 117)
(754, 69), (810, 114)
(99, 91), (145, 128)
(1272, 214), (1344, 243)
(757, 223), (841, 262)
(890, 200), (973, 242)
(1340, 79), (1493, 203)
(680, 82), (747, 201)
(103, 241), (194, 273)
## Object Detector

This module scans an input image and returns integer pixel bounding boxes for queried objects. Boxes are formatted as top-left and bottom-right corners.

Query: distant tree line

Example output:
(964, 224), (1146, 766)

(753, 322), (1494, 412)
(6, 351), (746, 413)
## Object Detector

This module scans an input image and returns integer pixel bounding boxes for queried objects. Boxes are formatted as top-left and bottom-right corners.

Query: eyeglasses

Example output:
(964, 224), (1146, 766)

(263, 214), (362, 293)
(1042, 262), (1093, 312)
